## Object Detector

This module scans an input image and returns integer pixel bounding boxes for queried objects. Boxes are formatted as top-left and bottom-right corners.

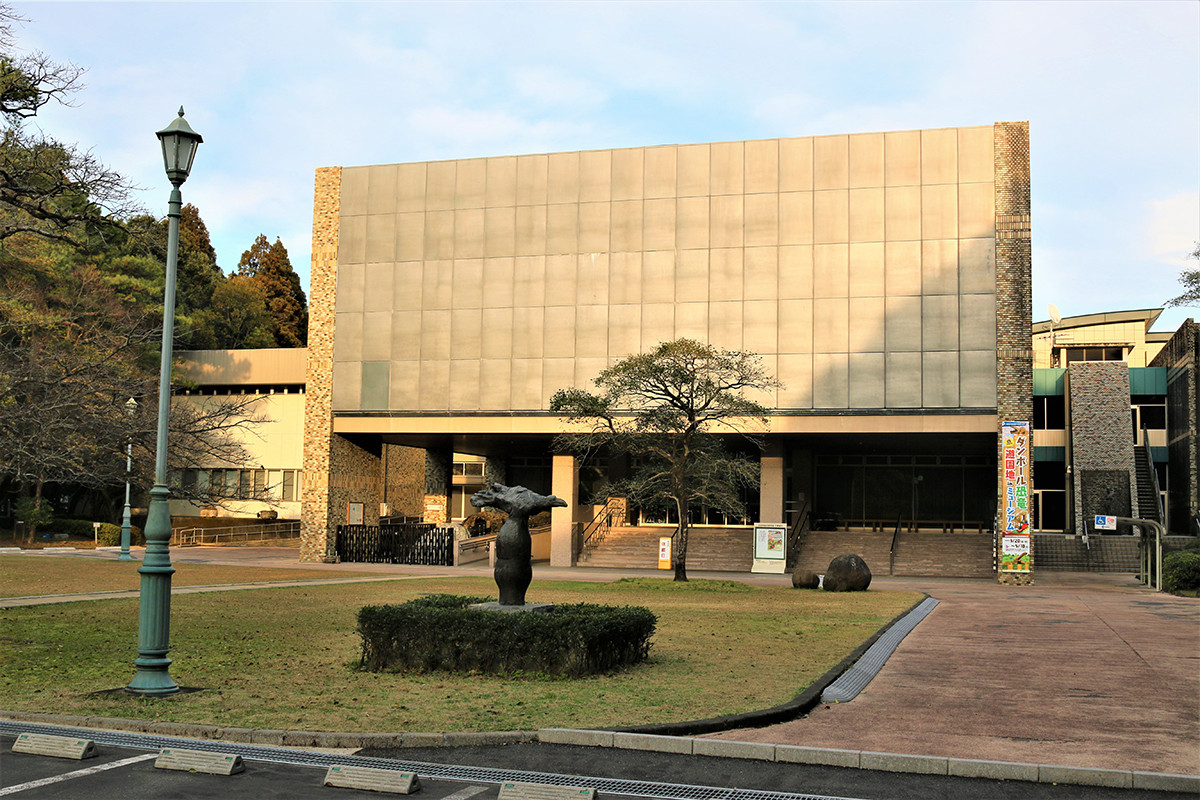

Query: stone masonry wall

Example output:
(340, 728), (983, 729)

(1068, 360), (1138, 535)
(383, 444), (426, 518)
(1150, 319), (1198, 533)
(300, 168), (383, 561)
(994, 122), (1034, 584)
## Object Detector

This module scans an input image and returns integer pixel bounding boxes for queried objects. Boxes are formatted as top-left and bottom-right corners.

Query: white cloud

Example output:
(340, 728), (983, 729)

(1145, 192), (1200, 264)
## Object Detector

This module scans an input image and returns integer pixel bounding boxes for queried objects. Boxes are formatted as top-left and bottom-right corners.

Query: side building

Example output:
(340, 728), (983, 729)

(1028, 310), (1198, 569)
(299, 122), (1034, 573)
(169, 348), (308, 521)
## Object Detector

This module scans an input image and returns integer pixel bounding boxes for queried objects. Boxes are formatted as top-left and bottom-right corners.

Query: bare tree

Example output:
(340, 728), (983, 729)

(0, 6), (139, 249)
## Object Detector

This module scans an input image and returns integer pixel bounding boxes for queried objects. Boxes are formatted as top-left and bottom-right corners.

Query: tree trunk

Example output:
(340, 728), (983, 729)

(673, 498), (689, 582)
(28, 477), (45, 543)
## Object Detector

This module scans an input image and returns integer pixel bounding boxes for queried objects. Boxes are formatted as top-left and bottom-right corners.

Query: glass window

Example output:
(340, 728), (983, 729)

(239, 470), (252, 499)
(1139, 405), (1166, 429)
(267, 470), (282, 500)
(282, 471), (295, 502)
(253, 469), (266, 496)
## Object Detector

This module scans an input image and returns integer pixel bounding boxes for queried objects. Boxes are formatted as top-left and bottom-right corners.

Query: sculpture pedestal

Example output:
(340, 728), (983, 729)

(468, 601), (554, 614)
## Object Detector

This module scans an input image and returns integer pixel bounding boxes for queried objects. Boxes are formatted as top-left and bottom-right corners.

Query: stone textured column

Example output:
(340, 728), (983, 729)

(759, 440), (785, 524)
(300, 167), (342, 563)
(1068, 361), (1139, 535)
(550, 454), (579, 566)
(423, 449), (452, 524)
(994, 121), (1034, 585)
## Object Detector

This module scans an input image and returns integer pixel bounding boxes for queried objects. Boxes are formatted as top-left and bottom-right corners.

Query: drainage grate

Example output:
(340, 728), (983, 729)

(0, 721), (862, 800)
(821, 596), (939, 704)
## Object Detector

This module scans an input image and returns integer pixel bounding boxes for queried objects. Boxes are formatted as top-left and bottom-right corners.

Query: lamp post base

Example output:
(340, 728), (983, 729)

(126, 657), (180, 696)
(128, 484), (177, 696)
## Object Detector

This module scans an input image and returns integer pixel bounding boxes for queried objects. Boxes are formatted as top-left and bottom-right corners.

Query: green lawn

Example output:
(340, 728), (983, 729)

(0, 575), (920, 732)
(0, 554), (389, 598)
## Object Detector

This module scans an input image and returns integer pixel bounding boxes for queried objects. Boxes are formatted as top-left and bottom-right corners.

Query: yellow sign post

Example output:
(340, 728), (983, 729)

(657, 537), (672, 570)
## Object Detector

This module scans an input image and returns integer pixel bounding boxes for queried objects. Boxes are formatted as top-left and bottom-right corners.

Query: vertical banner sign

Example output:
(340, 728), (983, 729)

(1000, 421), (1032, 573)
(657, 537), (672, 570)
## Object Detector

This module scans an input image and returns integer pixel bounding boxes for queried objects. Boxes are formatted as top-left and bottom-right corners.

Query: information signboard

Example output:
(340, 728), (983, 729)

(752, 523), (787, 574)
(1094, 515), (1117, 531)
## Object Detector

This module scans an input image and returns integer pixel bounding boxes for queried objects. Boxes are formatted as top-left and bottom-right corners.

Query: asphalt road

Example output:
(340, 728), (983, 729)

(1, 733), (1195, 800)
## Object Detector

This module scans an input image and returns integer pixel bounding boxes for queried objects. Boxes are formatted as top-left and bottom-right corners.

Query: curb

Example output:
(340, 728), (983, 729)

(0, 711), (535, 749)
(609, 592), (932, 736)
(536, 727), (1200, 793)
(4, 712), (1196, 793)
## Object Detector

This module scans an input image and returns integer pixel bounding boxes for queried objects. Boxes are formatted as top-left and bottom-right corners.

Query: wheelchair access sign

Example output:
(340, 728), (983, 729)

(1094, 515), (1117, 531)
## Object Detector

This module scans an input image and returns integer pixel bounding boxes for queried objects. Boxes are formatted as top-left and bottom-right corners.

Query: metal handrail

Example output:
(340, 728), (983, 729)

(580, 498), (622, 554)
(785, 500), (811, 570)
(457, 533), (497, 553)
(1140, 425), (1165, 523)
(888, 512), (902, 575)
(173, 521), (300, 547)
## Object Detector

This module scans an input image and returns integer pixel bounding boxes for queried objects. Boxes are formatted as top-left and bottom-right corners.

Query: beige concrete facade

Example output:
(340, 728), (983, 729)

(1032, 308), (1170, 368)
(330, 126), (1002, 415)
(300, 124), (1033, 565)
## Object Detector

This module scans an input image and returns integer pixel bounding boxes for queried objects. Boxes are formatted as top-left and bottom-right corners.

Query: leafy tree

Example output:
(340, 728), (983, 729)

(111, 205), (223, 349)
(0, 242), (157, 538)
(550, 339), (780, 581)
(1165, 242), (1199, 309)
(193, 275), (275, 349)
(0, 9), (266, 534)
(236, 234), (307, 347)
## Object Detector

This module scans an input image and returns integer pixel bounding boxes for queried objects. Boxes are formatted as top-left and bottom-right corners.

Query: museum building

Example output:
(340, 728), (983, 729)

(292, 121), (1035, 571)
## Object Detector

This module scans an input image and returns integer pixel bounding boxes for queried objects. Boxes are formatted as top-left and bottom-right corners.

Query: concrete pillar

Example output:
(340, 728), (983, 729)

(423, 449), (452, 524)
(550, 454), (579, 567)
(760, 440), (785, 524)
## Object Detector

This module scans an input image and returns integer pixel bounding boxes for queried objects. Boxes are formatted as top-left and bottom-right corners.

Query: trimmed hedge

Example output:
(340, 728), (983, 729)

(96, 523), (145, 547)
(49, 519), (98, 537)
(1163, 551), (1200, 594)
(357, 594), (657, 677)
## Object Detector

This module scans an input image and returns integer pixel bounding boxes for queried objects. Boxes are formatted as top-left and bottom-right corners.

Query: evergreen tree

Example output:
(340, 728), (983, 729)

(237, 234), (307, 347)
(550, 339), (780, 581)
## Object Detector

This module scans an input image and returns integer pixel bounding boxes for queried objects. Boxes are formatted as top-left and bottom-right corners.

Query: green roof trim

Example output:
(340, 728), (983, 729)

(1129, 367), (1167, 395)
(1033, 369), (1067, 396)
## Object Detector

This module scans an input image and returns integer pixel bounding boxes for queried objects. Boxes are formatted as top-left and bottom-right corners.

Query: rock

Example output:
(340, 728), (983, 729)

(823, 553), (872, 592)
(792, 569), (820, 589)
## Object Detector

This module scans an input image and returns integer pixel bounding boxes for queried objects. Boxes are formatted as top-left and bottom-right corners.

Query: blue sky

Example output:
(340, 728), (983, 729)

(11, 1), (1199, 332)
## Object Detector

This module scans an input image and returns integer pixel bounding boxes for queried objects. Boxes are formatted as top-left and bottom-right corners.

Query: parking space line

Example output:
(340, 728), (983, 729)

(442, 788), (489, 800)
(0, 752), (157, 796)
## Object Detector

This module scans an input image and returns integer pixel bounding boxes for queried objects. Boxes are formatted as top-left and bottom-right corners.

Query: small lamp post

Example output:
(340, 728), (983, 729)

(118, 397), (138, 562)
(126, 108), (202, 697)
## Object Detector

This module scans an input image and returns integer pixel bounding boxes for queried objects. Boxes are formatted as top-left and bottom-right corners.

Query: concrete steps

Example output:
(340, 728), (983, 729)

(580, 526), (754, 572)
(1031, 534), (1140, 572)
(793, 530), (995, 578)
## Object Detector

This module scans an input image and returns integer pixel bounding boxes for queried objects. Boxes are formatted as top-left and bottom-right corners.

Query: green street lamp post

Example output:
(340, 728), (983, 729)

(118, 396), (138, 562)
(126, 108), (202, 697)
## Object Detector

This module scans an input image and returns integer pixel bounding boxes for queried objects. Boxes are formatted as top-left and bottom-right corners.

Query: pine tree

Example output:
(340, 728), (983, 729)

(237, 234), (307, 347)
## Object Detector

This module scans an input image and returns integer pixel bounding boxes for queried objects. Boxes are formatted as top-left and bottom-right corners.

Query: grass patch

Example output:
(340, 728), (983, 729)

(0, 555), (391, 598)
(0, 576), (919, 732)
(612, 577), (752, 593)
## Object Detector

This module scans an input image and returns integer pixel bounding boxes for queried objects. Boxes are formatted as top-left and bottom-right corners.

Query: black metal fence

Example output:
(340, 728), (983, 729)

(335, 523), (453, 565)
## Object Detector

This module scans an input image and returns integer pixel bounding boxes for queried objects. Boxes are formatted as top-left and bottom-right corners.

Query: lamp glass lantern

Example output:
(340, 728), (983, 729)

(156, 107), (203, 186)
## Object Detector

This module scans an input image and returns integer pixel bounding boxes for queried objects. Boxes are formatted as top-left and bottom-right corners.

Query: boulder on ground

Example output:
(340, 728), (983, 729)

(792, 569), (820, 589)
(823, 553), (872, 592)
